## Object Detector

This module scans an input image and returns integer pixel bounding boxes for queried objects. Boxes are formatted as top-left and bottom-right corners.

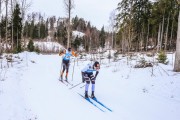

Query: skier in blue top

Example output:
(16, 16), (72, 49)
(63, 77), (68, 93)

(59, 47), (78, 81)
(81, 61), (100, 98)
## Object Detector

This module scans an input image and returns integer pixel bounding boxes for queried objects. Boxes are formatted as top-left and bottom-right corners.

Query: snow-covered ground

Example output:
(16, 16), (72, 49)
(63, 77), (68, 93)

(0, 51), (180, 120)
(72, 30), (85, 37)
(34, 41), (64, 53)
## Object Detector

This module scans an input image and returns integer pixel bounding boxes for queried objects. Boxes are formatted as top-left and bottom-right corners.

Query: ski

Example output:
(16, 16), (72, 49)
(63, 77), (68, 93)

(78, 93), (105, 112)
(80, 84), (85, 88)
(58, 79), (68, 86)
(64, 80), (73, 86)
(89, 97), (113, 112)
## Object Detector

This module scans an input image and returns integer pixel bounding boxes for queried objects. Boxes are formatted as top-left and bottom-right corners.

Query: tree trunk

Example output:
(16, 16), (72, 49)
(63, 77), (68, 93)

(165, 13), (170, 51)
(114, 30), (116, 49)
(21, 0), (31, 48)
(174, 11), (180, 72)
(157, 23), (161, 52)
(89, 37), (91, 53)
(11, 0), (14, 51)
(38, 14), (41, 39)
(160, 15), (165, 51)
(5, 0), (8, 52)
(140, 32), (143, 52)
(128, 25), (131, 53)
(17, 27), (18, 49)
(170, 14), (175, 51)
(67, 19), (70, 48)
(121, 31), (124, 54)
(0, 0), (2, 53)
(67, 0), (72, 48)
(146, 21), (150, 51)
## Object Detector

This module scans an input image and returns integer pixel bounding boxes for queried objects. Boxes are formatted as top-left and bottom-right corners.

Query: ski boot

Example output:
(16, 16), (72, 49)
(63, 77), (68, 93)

(65, 76), (68, 81)
(85, 91), (88, 98)
(91, 91), (95, 99)
(60, 75), (63, 81)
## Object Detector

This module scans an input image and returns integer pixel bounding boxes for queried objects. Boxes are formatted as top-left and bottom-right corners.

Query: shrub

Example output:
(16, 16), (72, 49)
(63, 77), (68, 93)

(157, 51), (168, 64)
(27, 39), (35, 52)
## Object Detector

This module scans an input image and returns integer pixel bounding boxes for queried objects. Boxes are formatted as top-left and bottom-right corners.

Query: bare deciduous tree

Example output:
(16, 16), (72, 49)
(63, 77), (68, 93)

(164, 13), (170, 51)
(157, 23), (161, 52)
(109, 10), (116, 49)
(20, 0), (32, 47)
(10, 0), (15, 51)
(63, 0), (74, 48)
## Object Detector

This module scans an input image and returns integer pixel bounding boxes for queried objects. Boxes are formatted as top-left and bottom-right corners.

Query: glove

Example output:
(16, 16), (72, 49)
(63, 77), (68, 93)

(95, 71), (99, 77)
(82, 78), (85, 83)
(75, 52), (78, 57)
(59, 49), (65, 56)
(92, 76), (96, 80)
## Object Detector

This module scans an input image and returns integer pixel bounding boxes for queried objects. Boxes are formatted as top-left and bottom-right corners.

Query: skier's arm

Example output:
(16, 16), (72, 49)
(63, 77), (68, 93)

(59, 50), (65, 56)
(72, 51), (78, 57)
(95, 71), (99, 78)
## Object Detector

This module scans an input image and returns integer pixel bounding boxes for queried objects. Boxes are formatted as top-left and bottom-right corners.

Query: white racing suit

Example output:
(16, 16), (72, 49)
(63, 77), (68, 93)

(81, 63), (99, 97)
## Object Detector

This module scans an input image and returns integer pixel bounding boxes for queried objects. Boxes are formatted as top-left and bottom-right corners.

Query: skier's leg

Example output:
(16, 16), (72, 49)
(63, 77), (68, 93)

(84, 74), (90, 98)
(90, 75), (96, 98)
(85, 81), (90, 98)
(65, 62), (69, 81)
(60, 63), (65, 80)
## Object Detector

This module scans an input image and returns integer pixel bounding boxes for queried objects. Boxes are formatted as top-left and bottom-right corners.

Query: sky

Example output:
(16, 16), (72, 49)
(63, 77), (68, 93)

(29, 0), (120, 30)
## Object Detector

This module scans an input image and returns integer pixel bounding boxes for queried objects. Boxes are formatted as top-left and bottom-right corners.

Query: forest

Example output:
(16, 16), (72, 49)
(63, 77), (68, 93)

(0, 0), (179, 54)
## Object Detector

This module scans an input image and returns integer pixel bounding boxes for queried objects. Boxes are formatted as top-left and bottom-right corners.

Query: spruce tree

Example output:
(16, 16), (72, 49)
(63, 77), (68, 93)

(10, 4), (22, 53)
(27, 39), (34, 52)
(99, 26), (106, 48)
(73, 36), (81, 50)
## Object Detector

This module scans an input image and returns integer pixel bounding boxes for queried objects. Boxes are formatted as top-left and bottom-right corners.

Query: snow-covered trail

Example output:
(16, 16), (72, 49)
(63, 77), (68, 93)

(20, 54), (111, 120)
(1, 52), (180, 120)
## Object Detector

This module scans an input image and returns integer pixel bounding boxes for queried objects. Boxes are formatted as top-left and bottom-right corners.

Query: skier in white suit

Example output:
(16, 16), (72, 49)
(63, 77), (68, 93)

(81, 61), (100, 98)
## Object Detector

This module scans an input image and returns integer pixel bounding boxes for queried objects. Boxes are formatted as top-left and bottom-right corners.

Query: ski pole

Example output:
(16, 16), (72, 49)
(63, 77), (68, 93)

(59, 57), (63, 79)
(71, 58), (76, 81)
(69, 82), (83, 90)
(80, 84), (85, 88)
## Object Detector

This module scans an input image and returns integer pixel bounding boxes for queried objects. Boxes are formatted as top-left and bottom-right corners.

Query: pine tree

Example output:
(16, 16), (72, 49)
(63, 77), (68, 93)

(10, 4), (22, 53)
(73, 35), (81, 50)
(0, 16), (6, 39)
(99, 26), (106, 48)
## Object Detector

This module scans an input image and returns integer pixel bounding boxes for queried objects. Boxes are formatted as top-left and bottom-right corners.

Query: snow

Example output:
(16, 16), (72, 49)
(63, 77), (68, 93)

(72, 30), (85, 38)
(0, 50), (180, 120)
(33, 41), (64, 52)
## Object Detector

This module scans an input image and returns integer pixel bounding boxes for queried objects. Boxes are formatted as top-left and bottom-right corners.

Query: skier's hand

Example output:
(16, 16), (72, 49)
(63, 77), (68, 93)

(81, 72), (84, 75)
(82, 76), (85, 83)
(92, 76), (96, 80)
(82, 78), (85, 83)
(59, 49), (65, 56)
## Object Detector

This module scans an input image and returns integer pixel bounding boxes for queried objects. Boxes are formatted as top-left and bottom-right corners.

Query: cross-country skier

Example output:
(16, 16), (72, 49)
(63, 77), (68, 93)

(59, 47), (78, 81)
(81, 61), (100, 98)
